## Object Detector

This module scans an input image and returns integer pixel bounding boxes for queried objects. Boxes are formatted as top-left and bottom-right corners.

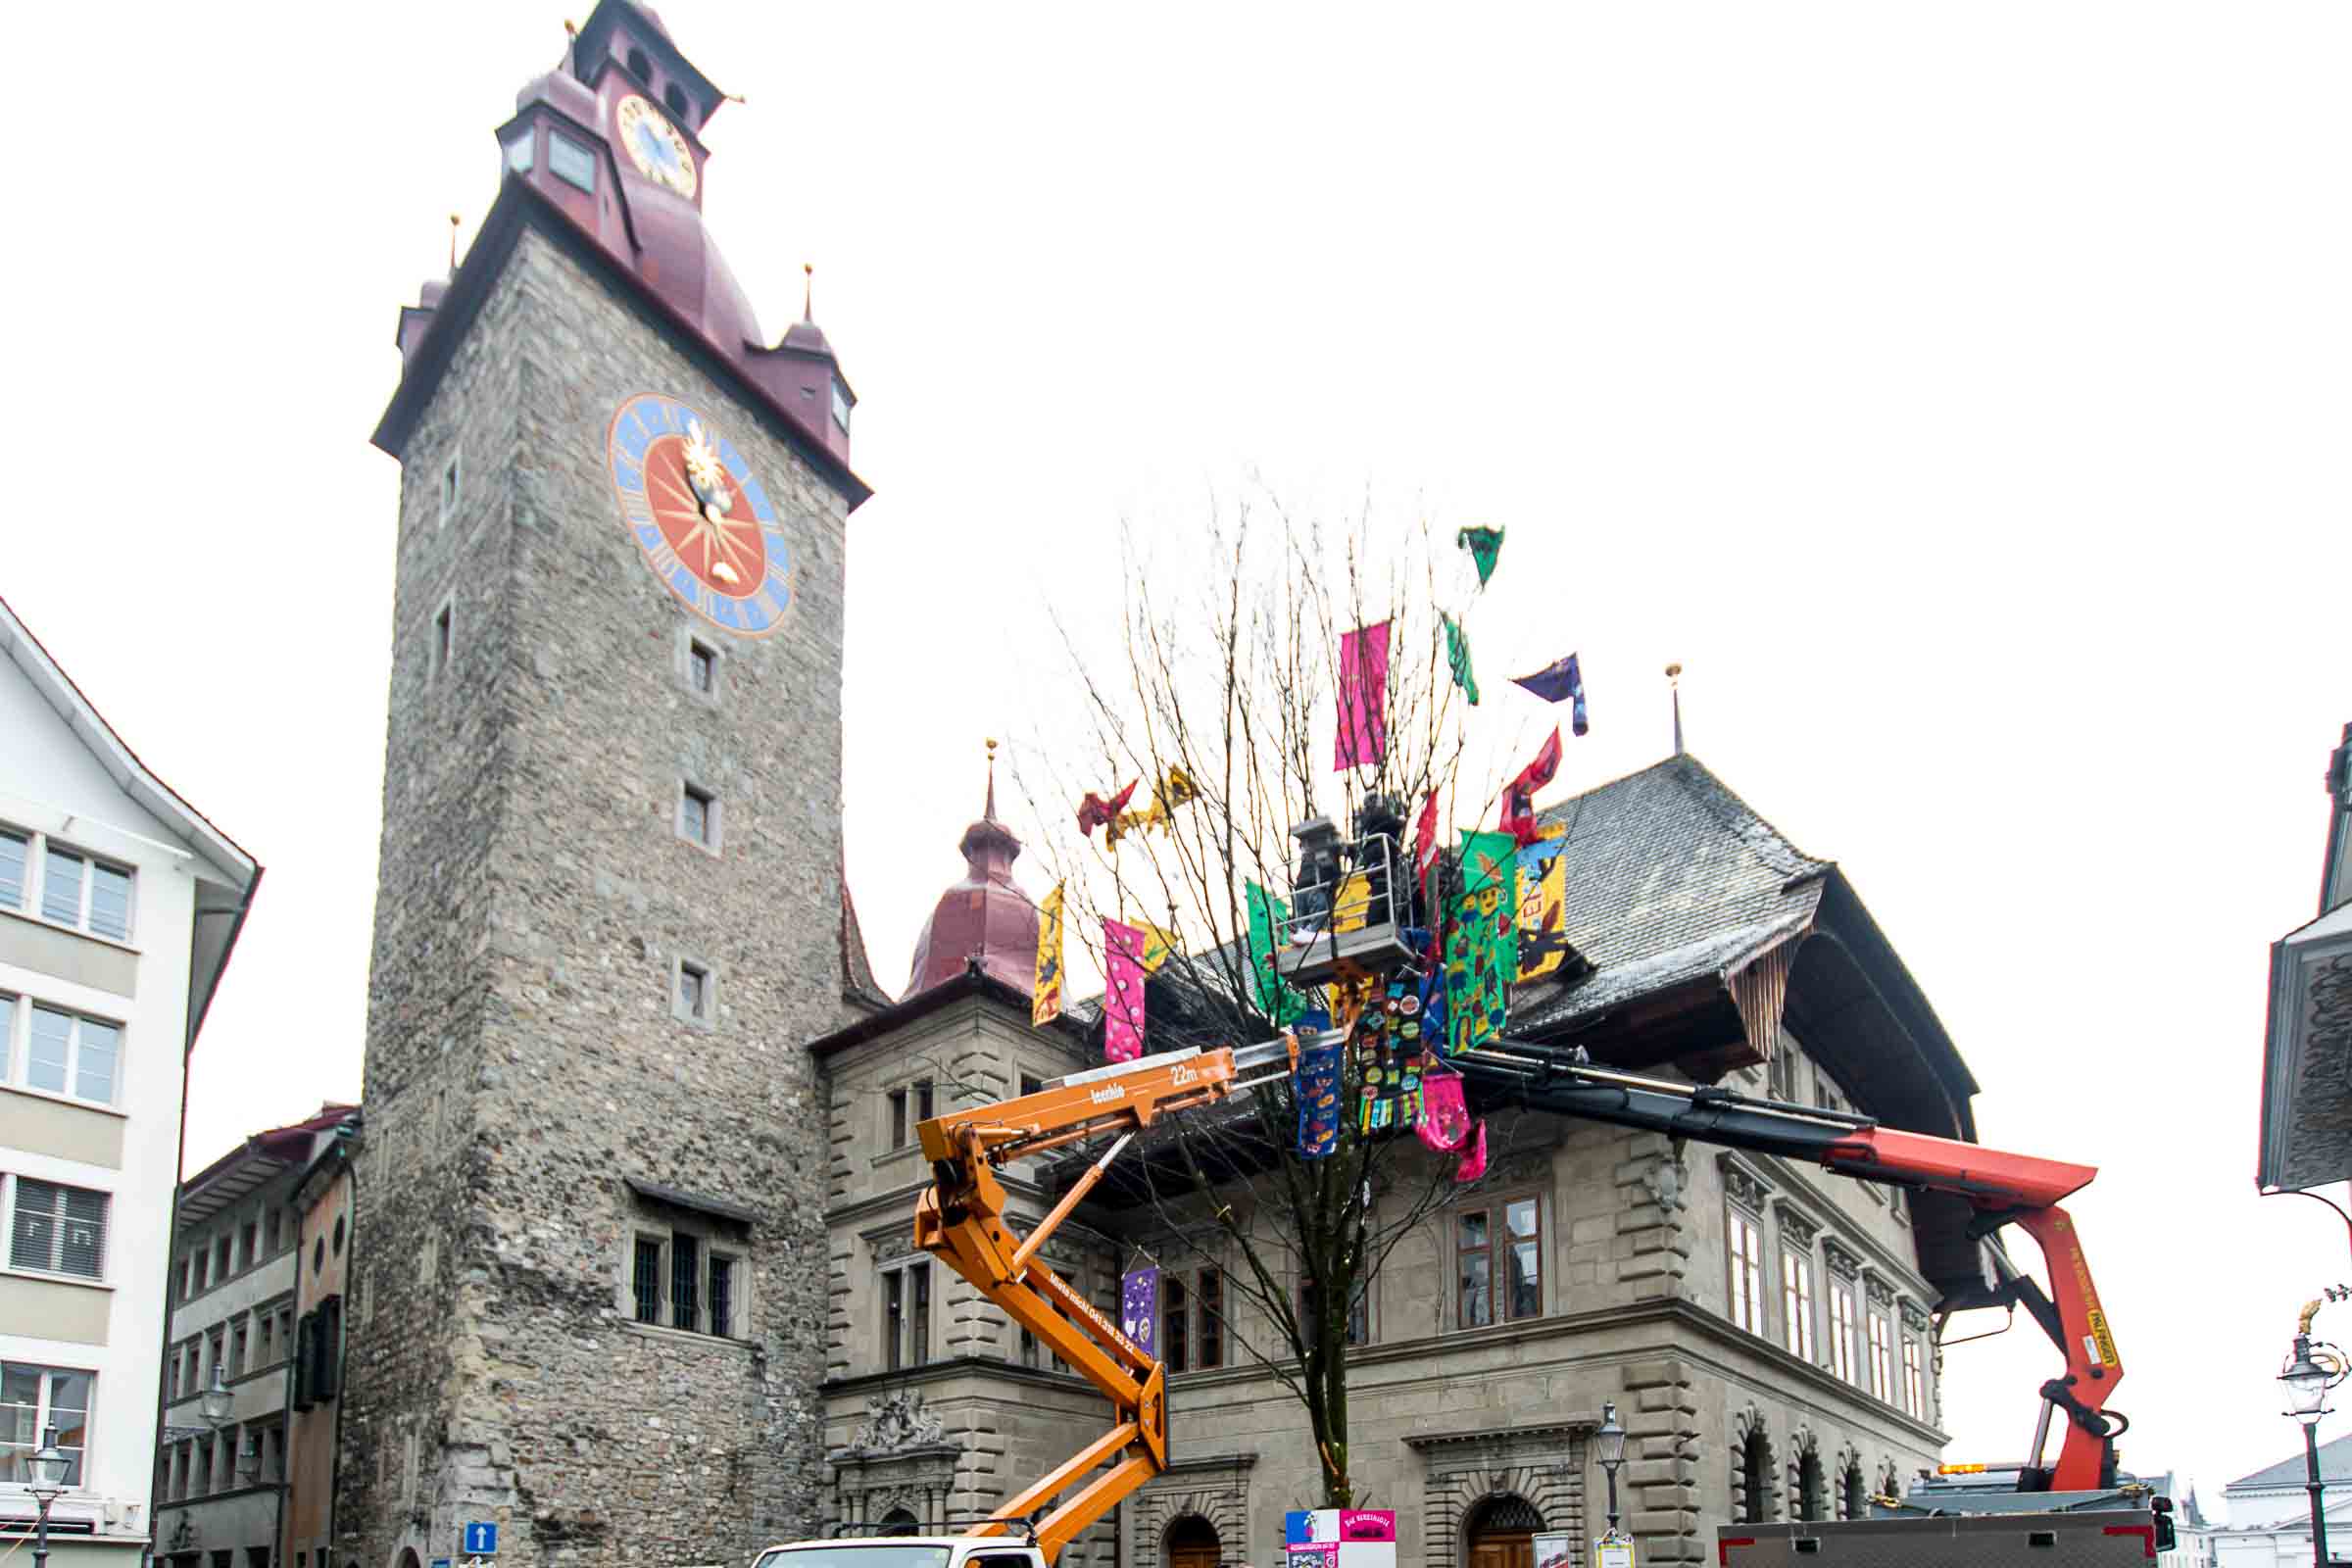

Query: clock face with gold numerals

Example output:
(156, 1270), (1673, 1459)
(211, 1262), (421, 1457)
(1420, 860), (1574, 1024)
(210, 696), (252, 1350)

(614, 94), (697, 199)
(606, 393), (793, 637)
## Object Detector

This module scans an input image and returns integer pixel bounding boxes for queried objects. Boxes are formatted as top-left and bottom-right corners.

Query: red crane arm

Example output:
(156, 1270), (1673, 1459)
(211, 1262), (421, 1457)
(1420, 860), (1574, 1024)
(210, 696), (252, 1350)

(1461, 1042), (2126, 1493)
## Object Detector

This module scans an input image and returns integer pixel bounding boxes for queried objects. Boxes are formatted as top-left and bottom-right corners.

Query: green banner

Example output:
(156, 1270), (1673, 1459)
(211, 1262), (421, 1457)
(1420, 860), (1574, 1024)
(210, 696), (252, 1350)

(1444, 829), (1519, 1054)
(1246, 881), (1306, 1026)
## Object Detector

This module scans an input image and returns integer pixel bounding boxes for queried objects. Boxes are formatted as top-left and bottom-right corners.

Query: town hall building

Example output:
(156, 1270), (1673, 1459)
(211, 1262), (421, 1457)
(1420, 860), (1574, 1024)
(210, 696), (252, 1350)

(335, 8), (1996, 1568)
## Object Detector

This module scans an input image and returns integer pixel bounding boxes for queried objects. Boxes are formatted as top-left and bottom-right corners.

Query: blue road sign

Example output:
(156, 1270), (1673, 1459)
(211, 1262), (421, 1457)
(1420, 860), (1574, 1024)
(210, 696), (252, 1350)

(432, 1558), (452, 1568)
(463, 1524), (499, 1555)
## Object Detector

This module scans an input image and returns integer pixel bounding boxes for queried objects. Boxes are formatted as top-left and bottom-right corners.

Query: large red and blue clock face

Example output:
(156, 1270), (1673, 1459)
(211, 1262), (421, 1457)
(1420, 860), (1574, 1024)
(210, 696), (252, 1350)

(606, 392), (793, 637)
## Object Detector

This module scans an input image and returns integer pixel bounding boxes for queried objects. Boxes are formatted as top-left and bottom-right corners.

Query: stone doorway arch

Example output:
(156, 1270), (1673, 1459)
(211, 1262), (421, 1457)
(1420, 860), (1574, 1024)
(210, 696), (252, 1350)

(878, 1509), (920, 1537)
(1464, 1493), (1546, 1568)
(1165, 1514), (1220, 1568)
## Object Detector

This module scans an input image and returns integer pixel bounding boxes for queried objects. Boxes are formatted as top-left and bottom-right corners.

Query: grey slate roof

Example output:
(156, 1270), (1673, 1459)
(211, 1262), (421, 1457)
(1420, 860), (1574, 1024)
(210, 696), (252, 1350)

(1514, 754), (1832, 1032)
(2227, 1432), (2352, 1494)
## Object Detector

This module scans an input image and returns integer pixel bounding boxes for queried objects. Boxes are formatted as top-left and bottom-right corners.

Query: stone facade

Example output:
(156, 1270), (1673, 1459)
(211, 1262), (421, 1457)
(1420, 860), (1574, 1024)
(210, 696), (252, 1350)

(817, 992), (1947, 1568)
(339, 211), (862, 1568)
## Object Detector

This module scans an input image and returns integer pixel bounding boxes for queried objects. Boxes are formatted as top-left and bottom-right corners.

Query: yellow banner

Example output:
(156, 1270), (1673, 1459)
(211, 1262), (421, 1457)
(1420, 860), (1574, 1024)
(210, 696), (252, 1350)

(1516, 849), (1569, 982)
(1033, 884), (1065, 1026)
(1136, 923), (1181, 974)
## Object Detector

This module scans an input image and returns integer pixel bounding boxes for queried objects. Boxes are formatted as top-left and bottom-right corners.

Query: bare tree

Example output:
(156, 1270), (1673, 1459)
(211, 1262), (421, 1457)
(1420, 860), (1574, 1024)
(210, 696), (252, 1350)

(1016, 503), (1498, 1507)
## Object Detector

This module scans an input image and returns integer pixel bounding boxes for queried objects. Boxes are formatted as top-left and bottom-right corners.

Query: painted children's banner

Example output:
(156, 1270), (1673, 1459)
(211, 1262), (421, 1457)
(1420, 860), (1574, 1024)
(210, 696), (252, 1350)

(1444, 829), (1518, 1054)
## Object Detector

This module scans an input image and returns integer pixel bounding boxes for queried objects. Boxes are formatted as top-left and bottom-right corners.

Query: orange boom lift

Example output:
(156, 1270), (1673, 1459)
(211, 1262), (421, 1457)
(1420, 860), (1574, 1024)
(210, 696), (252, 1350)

(910, 1036), (1298, 1565)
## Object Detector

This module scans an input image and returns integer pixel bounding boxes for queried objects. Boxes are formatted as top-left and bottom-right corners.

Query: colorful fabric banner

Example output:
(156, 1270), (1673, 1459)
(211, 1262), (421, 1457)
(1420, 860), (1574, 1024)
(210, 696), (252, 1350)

(1033, 883), (1065, 1026)
(1295, 1035), (1343, 1157)
(1497, 726), (1563, 847)
(1442, 613), (1480, 706)
(1119, 1266), (1160, 1357)
(1444, 829), (1519, 1054)
(1454, 1118), (1489, 1183)
(1078, 778), (1139, 836)
(1331, 871), (1374, 934)
(1136, 923), (1180, 974)
(1456, 526), (1505, 588)
(1246, 882), (1306, 1026)
(1416, 1056), (1471, 1152)
(1335, 621), (1392, 770)
(1350, 978), (1427, 1134)
(1103, 918), (1148, 1061)
(1413, 792), (1441, 886)
(1511, 653), (1589, 736)
(1515, 836), (1571, 983)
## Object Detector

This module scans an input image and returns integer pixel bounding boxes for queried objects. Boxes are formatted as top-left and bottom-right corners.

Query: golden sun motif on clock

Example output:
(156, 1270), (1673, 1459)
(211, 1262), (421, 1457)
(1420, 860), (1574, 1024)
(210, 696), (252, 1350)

(615, 93), (697, 199)
(607, 394), (793, 637)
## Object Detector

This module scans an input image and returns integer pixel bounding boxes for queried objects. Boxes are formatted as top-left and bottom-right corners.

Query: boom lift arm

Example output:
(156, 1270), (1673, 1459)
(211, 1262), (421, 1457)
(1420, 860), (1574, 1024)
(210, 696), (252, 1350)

(911, 1036), (1298, 1564)
(1457, 1039), (2125, 1494)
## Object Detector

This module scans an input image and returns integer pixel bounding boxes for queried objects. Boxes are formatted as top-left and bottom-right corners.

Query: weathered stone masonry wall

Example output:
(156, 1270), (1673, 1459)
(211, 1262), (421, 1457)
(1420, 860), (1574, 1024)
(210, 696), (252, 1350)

(344, 227), (858, 1568)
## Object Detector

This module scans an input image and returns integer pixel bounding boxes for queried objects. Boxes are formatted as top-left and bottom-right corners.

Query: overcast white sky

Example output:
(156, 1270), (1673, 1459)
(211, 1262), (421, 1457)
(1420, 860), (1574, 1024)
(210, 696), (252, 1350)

(7, 0), (2347, 1519)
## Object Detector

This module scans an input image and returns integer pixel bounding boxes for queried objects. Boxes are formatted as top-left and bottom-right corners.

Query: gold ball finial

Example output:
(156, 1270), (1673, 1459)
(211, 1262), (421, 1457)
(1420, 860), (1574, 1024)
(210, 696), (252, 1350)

(986, 737), (999, 756)
(1665, 662), (1683, 681)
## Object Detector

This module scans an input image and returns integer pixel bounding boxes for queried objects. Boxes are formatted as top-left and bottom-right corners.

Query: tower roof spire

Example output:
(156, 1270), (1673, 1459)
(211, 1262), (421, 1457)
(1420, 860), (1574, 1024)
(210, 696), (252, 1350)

(1666, 662), (1685, 756)
(984, 736), (999, 820)
(803, 262), (813, 322)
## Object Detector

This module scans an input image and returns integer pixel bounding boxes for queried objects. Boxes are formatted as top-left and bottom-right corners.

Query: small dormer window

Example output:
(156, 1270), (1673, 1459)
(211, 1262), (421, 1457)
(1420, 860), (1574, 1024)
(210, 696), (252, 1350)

(626, 47), (651, 83)
(549, 133), (597, 194)
(663, 83), (692, 123)
(830, 377), (852, 434)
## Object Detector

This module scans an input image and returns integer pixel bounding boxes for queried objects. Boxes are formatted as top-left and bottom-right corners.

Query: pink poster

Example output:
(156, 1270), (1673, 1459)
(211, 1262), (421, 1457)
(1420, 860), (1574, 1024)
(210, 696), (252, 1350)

(1335, 621), (1392, 770)
(1339, 1512), (1396, 1543)
(1104, 918), (1147, 1062)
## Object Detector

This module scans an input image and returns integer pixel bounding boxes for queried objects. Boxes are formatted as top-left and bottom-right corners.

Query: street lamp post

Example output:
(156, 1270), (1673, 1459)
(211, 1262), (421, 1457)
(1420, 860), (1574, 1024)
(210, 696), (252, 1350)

(2281, 1334), (2342, 1568)
(1594, 1401), (1628, 1542)
(26, 1423), (72, 1568)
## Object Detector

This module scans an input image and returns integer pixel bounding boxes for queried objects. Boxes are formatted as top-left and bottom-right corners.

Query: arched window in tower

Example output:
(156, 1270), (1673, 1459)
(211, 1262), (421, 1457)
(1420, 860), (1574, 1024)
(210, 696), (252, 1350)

(664, 82), (691, 122)
(1464, 1494), (1545, 1568)
(626, 47), (651, 83)
(1164, 1515), (1218, 1568)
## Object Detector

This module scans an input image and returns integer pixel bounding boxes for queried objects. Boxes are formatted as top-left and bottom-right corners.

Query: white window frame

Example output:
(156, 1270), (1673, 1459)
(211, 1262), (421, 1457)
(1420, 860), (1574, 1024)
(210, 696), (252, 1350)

(1727, 1206), (1765, 1336)
(830, 376), (853, 433)
(1901, 1335), (1926, 1418)
(623, 1216), (746, 1339)
(1867, 1309), (1893, 1402)
(1455, 1191), (1543, 1330)
(2, 993), (126, 1107)
(1829, 1282), (1858, 1384)
(4, 1174), (112, 1283)
(0, 823), (136, 943)
(879, 1255), (932, 1372)
(2, 1362), (94, 1488)
(1781, 1249), (1816, 1361)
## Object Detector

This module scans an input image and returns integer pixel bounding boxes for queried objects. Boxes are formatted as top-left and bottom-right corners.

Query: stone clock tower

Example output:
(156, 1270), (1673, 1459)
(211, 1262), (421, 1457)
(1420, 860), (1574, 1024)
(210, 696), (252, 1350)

(340, 7), (874, 1568)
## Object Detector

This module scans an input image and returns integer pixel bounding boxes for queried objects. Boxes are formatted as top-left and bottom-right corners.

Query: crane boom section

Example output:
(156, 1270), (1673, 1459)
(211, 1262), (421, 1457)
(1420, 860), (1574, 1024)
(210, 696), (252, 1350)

(1459, 1041), (2121, 1493)
(909, 1036), (1298, 1565)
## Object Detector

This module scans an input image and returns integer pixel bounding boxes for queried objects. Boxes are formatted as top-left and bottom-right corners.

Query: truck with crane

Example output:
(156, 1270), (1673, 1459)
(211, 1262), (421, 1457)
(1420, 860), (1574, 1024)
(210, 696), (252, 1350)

(751, 1023), (2170, 1568)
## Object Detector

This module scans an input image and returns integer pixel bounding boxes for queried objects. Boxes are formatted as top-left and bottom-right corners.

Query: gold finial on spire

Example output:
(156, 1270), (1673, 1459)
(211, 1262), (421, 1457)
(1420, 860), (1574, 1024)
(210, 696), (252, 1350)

(1665, 663), (1685, 757)
(984, 737), (1000, 820)
(803, 262), (814, 321)
(448, 214), (461, 275)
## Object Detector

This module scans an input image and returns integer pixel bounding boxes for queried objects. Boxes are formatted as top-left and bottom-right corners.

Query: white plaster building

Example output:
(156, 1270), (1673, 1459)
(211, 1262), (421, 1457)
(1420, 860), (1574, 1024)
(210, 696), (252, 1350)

(0, 597), (260, 1568)
(2215, 1432), (2352, 1568)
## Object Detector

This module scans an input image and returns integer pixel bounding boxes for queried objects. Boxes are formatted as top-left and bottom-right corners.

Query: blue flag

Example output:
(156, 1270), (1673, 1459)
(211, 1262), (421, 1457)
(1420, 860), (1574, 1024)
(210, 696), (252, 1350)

(1511, 653), (1589, 736)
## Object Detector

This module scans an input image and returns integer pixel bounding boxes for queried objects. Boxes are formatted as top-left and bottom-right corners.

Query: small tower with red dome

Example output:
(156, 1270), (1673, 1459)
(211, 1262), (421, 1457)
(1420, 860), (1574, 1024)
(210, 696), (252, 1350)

(905, 743), (1043, 1000)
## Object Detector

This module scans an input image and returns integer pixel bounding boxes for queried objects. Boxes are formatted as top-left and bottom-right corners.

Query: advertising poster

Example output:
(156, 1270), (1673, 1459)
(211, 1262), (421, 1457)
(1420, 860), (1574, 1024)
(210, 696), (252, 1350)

(1532, 1534), (1572, 1568)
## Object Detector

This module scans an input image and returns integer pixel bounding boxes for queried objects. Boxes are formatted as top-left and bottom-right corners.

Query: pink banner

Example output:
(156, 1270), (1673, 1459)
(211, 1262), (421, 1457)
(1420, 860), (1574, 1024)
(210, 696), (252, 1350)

(1335, 621), (1392, 770)
(1104, 918), (1147, 1061)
